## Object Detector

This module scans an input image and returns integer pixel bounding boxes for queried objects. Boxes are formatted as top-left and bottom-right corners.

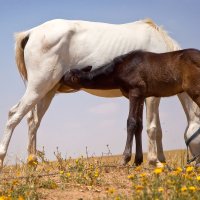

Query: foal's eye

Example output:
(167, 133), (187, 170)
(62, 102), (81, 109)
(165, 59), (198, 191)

(71, 76), (77, 82)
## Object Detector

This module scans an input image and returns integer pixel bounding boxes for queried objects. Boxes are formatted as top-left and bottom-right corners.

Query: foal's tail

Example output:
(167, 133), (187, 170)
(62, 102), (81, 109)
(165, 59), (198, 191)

(15, 31), (30, 83)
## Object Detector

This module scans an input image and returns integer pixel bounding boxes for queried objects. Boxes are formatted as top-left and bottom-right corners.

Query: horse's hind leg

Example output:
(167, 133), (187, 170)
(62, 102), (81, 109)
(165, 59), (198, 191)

(27, 84), (60, 158)
(178, 92), (200, 159)
(0, 86), (46, 167)
(145, 97), (166, 166)
(0, 64), (63, 168)
(185, 89), (200, 165)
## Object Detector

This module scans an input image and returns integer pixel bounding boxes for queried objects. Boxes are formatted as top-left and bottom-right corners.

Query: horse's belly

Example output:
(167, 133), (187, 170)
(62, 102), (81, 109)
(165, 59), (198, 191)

(82, 89), (123, 98)
(58, 85), (123, 97)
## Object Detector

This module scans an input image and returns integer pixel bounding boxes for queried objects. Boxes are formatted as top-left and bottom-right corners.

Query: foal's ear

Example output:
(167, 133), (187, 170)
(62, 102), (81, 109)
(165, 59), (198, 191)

(81, 66), (92, 72)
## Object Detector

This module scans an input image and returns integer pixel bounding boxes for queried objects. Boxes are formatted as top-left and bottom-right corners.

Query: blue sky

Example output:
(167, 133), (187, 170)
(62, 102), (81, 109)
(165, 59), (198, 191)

(0, 0), (200, 163)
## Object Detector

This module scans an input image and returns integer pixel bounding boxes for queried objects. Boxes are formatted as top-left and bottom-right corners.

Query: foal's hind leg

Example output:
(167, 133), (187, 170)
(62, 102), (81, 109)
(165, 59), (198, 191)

(27, 84), (60, 158)
(121, 89), (144, 166)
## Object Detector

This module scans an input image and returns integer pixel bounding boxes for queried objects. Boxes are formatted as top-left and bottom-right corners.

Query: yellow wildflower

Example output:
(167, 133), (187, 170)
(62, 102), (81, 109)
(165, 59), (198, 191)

(175, 167), (182, 174)
(12, 179), (19, 186)
(16, 170), (21, 177)
(140, 173), (147, 177)
(94, 170), (99, 177)
(51, 182), (58, 189)
(135, 185), (144, 190)
(154, 168), (163, 174)
(27, 154), (38, 166)
(189, 186), (196, 191)
(127, 174), (134, 180)
(196, 176), (200, 181)
(167, 179), (173, 184)
(107, 188), (115, 194)
(158, 187), (164, 192)
(59, 170), (64, 175)
(18, 196), (24, 200)
(135, 166), (142, 171)
(181, 186), (187, 192)
(66, 172), (71, 177)
(28, 154), (36, 162)
(186, 166), (194, 173)
(0, 196), (10, 200)
(68, 163), (72, 167)
(182, 173), (190, 179)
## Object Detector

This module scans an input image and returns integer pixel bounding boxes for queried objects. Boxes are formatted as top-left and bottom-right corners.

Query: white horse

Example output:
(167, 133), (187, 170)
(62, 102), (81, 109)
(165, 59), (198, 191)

(0, 18), (200, 167)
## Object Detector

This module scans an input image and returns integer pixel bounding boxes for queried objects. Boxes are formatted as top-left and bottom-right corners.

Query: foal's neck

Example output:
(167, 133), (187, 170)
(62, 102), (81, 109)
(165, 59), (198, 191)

(81, 62), (118, 89)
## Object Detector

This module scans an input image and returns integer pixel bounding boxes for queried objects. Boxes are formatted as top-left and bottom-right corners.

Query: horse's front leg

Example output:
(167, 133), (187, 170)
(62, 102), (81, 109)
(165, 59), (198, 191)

(177, 92), (200, 165)
(145, 97), (165, 166)
(121, 89), (144, 165)
(26, 84), (59, 159)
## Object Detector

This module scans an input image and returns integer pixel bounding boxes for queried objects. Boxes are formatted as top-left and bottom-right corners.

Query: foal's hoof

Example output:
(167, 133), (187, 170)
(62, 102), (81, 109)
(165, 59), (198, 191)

(119, 155), (131, 166)
(134, 158), (143, 166)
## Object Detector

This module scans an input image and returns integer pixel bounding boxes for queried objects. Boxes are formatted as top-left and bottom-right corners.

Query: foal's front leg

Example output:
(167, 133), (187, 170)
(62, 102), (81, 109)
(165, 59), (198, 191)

(121, 89), (144, 165)
(134, 97), (144, 165)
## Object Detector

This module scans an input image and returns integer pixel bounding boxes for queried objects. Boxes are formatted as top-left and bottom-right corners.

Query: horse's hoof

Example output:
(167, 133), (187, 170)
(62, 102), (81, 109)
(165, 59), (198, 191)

(156, 161), (165, 168)
(195, 163), (200, 168)
(0, 160), (3, 171)
(148, 159), (157, 166)
(0, 154), (5, 171)
(148, 159), (164, 168)
(158, 158), (166, 163)
(119, 160), (127, 166)
(157, 154), (166, 163)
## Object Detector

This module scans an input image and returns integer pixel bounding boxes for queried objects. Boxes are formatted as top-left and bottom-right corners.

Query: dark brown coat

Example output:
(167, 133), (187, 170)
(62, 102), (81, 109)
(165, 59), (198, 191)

(62, 49), (200, 165)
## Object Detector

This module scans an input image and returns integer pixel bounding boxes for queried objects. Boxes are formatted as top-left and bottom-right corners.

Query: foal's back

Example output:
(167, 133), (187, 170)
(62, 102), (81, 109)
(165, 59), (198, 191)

(116, 49), (200, 97)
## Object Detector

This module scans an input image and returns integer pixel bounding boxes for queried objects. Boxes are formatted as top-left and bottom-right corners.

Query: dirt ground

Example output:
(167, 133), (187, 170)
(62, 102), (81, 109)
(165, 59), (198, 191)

(1, 150), (197, 200)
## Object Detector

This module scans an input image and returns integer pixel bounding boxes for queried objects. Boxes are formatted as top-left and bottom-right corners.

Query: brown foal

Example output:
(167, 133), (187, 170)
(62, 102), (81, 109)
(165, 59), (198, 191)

(62, 48), (200, 165)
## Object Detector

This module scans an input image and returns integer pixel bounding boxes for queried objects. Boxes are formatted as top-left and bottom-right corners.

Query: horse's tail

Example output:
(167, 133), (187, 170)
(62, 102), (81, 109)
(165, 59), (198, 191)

(143, 18), (181, 51)
(15, 31), (30, 83)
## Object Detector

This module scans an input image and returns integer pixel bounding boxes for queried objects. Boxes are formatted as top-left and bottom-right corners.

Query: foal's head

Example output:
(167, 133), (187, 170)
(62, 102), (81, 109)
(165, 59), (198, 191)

(62, 66), (92, 89)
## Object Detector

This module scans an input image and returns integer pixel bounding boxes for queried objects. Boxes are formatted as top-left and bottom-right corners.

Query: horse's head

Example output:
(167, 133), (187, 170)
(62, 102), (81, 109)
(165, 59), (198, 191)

(62, 66), (92, 89)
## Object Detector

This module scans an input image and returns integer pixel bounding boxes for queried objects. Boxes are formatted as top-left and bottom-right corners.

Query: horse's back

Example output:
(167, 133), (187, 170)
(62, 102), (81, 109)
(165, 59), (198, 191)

(23, 18), (171, 68)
